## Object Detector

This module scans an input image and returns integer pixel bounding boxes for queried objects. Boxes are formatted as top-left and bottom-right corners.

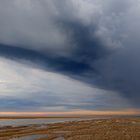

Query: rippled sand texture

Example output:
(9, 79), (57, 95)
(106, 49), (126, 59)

(0, 117), (140, 140)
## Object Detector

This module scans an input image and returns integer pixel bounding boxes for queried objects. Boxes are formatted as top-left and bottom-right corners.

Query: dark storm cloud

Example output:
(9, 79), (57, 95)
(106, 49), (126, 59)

(95, 47), (140, 107)
(0, 20), (109, 76)
(0, 0), (140, 109)
(0, 43), (91, 75)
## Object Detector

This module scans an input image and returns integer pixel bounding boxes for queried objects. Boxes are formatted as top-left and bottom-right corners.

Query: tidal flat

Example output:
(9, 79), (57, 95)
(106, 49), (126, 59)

(0, 117), (140, 140)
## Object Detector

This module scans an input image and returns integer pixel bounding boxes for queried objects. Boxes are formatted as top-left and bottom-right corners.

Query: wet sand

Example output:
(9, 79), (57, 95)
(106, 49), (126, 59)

(0, 117), (140, 140)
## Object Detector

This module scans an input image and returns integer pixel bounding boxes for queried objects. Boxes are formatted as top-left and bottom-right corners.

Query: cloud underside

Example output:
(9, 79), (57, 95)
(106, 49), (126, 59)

(0, 0), (140, 111)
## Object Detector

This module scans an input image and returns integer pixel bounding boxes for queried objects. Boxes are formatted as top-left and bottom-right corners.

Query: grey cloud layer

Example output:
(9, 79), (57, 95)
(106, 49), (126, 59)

(0, 58), (130, 111)
(0, 0), (140, 109)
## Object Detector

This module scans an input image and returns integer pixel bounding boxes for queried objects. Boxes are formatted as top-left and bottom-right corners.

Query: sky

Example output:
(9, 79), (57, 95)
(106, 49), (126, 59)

(0, 0), (140, 115)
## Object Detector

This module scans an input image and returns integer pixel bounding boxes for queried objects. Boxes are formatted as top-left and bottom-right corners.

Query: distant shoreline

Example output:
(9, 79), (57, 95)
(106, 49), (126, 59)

(0, 115), (139, 119)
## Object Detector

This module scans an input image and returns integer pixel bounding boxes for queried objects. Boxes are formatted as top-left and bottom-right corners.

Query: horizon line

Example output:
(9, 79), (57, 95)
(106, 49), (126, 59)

(0, 109), (140, 116)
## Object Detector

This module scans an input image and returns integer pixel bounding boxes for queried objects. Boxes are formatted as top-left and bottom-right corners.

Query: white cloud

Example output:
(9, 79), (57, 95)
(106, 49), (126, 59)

(0, 57), (131, 111)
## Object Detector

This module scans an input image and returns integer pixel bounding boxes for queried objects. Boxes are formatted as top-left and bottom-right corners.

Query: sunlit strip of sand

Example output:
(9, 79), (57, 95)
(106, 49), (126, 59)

(0, 109), (139, 116)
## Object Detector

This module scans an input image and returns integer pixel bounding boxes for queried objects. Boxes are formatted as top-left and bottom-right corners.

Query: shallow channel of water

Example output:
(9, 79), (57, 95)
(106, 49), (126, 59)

(0, 117), (94, 126)
(10, 134), (48, 140)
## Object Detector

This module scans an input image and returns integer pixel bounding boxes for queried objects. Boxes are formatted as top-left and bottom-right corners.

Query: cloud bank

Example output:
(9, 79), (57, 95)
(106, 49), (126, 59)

(0, 0), (140, 111)
(0, 58), (131, 111)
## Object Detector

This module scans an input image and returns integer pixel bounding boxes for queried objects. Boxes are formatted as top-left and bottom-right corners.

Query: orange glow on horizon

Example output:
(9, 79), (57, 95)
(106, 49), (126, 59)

(0, 109), (140, 116)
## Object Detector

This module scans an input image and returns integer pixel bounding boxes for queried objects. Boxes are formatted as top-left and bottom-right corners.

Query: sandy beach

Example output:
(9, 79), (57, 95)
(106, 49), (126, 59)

(0, 117), (140, 140)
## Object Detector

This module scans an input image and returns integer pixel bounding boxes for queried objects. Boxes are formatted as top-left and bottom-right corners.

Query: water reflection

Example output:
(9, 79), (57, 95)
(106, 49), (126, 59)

(0, 118), (93, 126)
(10, 134), (47, 140)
